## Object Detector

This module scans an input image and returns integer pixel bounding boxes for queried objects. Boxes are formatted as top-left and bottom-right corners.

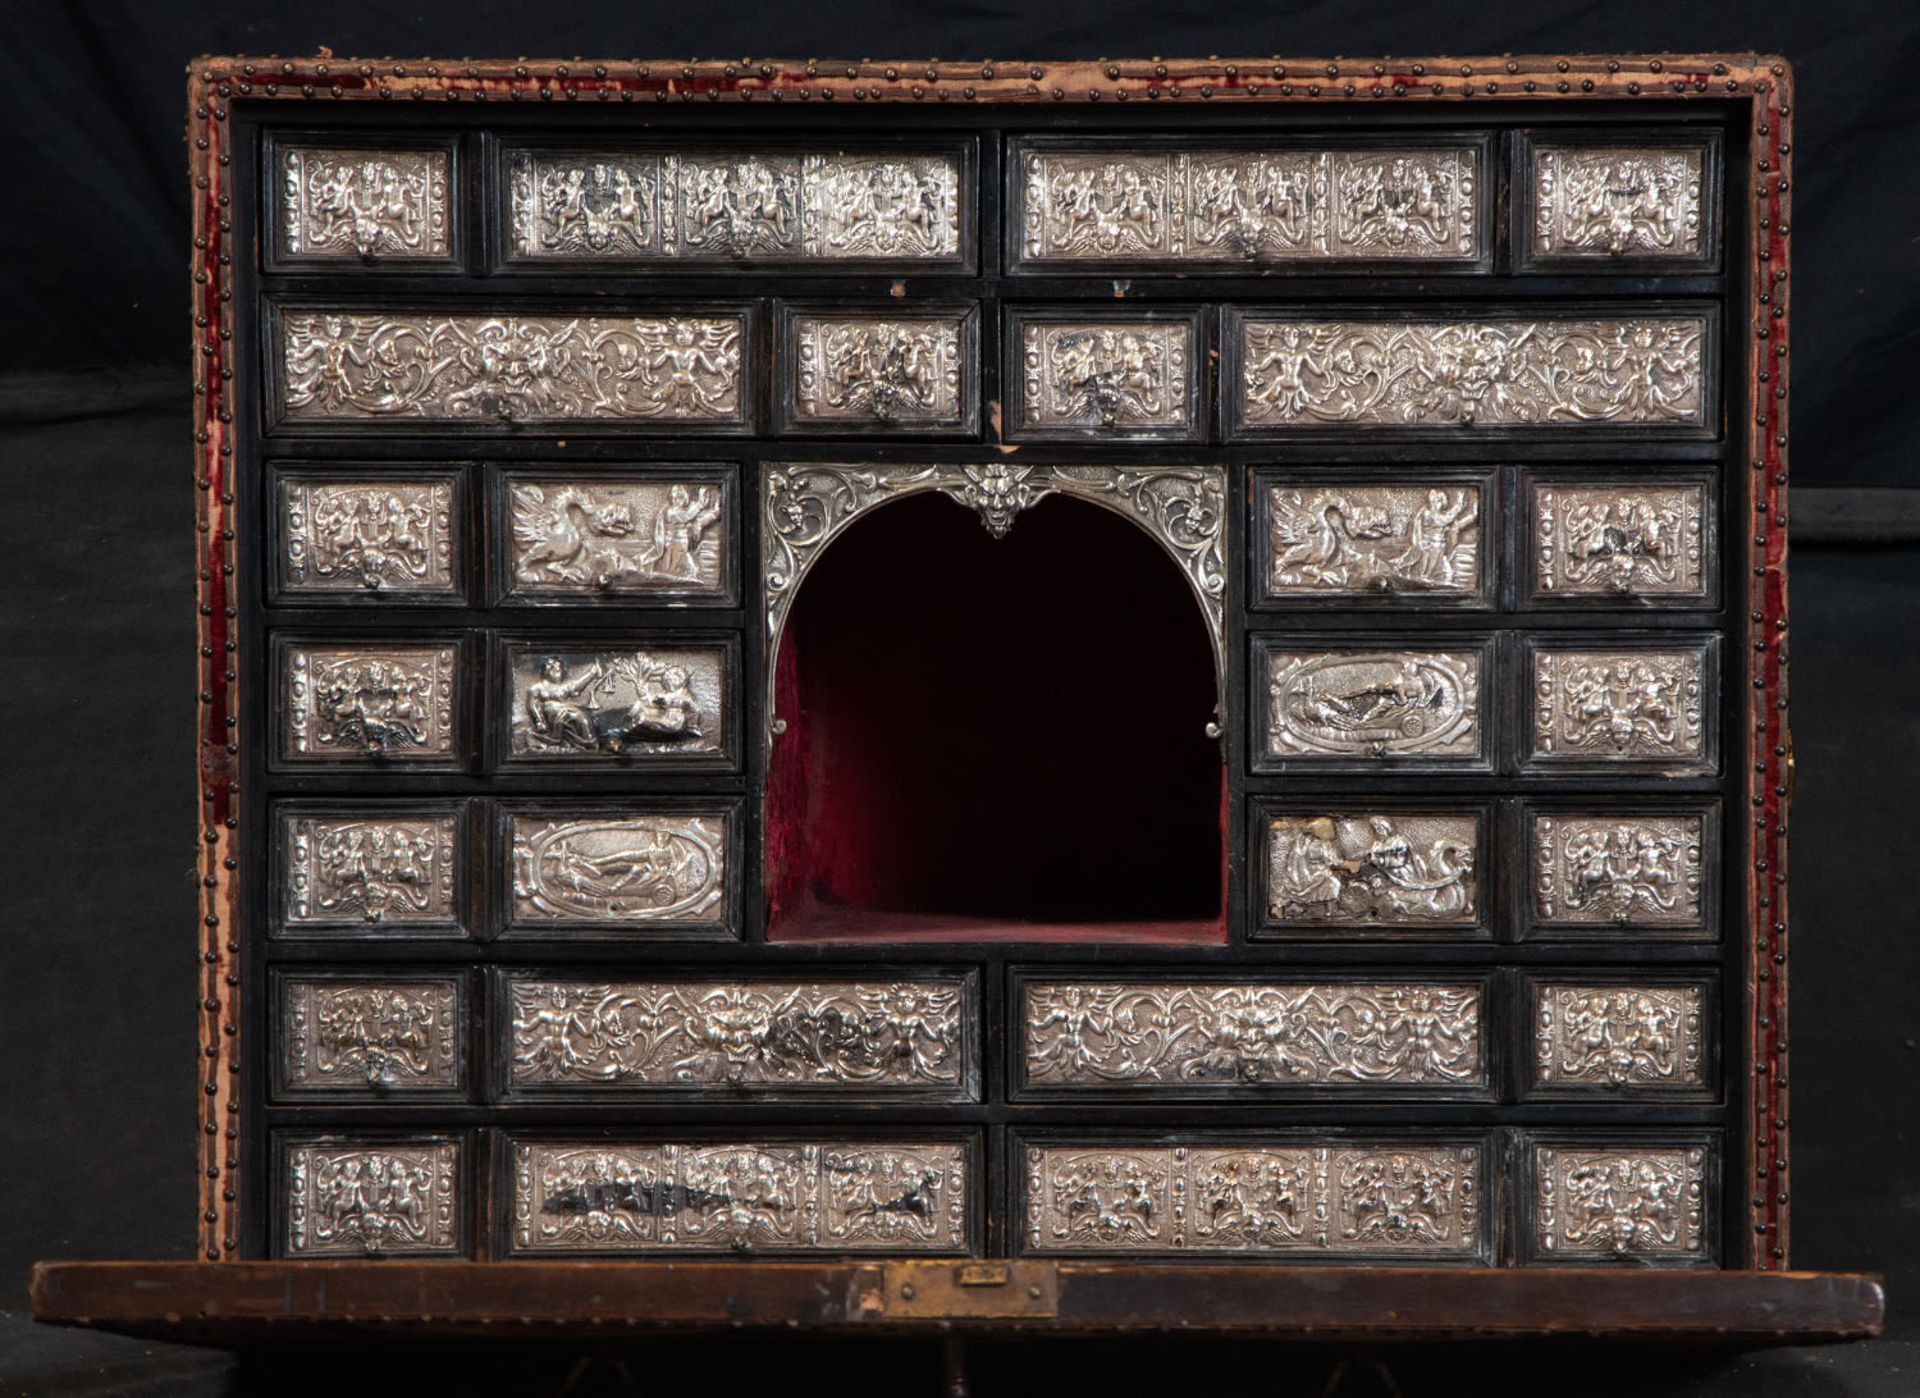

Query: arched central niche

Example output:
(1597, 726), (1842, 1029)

(763, 463), (1227, 943)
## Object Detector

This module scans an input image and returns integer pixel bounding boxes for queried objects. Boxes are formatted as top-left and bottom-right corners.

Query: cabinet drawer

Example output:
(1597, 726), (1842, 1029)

(277, 1134), (467, 1258)
(273, 971), (467, 1099)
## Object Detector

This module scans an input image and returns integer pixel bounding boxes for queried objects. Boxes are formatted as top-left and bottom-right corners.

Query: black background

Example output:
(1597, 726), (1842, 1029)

(1, 1), (1914, 1393)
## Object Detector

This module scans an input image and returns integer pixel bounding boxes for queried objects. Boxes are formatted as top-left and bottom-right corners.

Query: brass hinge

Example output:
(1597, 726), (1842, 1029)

(858, 1260), (1060, 1320)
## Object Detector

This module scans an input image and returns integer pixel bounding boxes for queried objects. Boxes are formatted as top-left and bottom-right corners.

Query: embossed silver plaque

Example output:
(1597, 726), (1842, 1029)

(276, 312), (747, 424)
(1263, 646), (1484, 763)
(507, 476), (730, 600)
(278, 811), (460, 933)
(1534, 983), (1707, 1091)
(1233, 316), (1707, 430)
(506, 644), (727, 760)
(1531, 144), (1708, 260)
(1530, 645), (1709, 765)
(282, 1138), (461, 1257)
(1534, 1144), (1709, 1261)
(507, 977), (968, 1093)
(277, 146), (451, 261)
(1013, 316), (1198, 438)
(277, 476), (458, 597)
(278, 643), (458, 763)
(1532, 812), (1706, 931)
(1020, 981), (1484, 1089)
(1532, 480), (1708, 601)
(1024, 1142), (1482, 1256)
(1264, 482), (1483, 598)
(507, 812), (730, 932)
(1263, 812), (1479, 930)
(508, 149), (965, 263)
(1014, 145), (1480, 265)
(787, 312), (972, 429)
(510, 1140), (969, 1254)
(279, 976), (463, 1094)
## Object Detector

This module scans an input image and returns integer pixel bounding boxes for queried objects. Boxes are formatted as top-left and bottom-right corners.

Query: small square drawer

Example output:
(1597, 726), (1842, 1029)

(277, 1133), (468, 1258)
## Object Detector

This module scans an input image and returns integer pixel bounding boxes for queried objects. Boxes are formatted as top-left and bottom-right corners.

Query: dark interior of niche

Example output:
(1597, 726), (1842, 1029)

(766, 490), (1225, 944)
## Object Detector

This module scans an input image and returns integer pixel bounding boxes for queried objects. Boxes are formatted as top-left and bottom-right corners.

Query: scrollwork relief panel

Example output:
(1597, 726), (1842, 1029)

(1531, 812), (1707, 932)
(1533, 983), (1707, 1091)
(279, 976), (463, 1094)
(277, 642), (458, 763)
(788, 312), (971, 429)
(507, 977), (969, 1094)
(276, 311), (747, 425)
(1530, 144), (1709, 260)
(278, 146), (451, 261)
(1233, 316), (1707, 431)
(277, 477), (458, 597)
(1020, 980), (1484, 1090)
(278, 810), (460, 932)
(1530, 645), (1710, 766)
(282, 1138), (462, 1257)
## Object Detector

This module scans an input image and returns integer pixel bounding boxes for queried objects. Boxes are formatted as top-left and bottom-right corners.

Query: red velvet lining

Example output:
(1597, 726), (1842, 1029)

(766, 491), (1224, 944)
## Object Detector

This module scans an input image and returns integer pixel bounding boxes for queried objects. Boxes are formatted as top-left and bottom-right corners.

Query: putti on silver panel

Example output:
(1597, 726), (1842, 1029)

(277, 975), (464, 1095)
(276, 809), (461, 935)
(509, 1139), (970, 1254)
(1010, 313), (1200, 440)
(504, 643), (729, 762)
(506, 810), (732, 935)
(1527, 140), (1712, 262)
(1530, 479), (1709, 603)
(1023, 1142), (1484, 1257)
(281, 1137), (463, 1257)
(277, 641), (459, 764)
(276, 145), (453, 262)
(505, 474), (731, 601)
(1013, 143), (1482, 266)
(1531, 982), (1708, 1092)
(1528, 643), (1711, 767)
(1531, 1142), (1712, 1264)
(784, 310), (975, 432)
(276, 475), (459, 598)
(1530, 810), (1708, 934)
(507, 148), (966, 264)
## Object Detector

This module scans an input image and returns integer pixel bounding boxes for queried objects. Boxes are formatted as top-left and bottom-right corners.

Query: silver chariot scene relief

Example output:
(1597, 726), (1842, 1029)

(1265, 813), (1478, 928)
(791, 314), (968, 425)
(508, 646), (726, 758)
(284, 1140), (460, 1257)
(508, 978), (965, 1092)
(1025, 1143), (1481, 1256)
(1021, 981), (1483, 1088)
(1532, 145), (1707, 258)
(508, 150), (962, 261)
(280, 813), (459, 930)
(511, 1140), (969, 1254)
(278, 477), (456, 595)
(278, 312), (745, 424)
(279, 643), (457, 761)
(1017, 319), (1193, 433)
(1533, 482), (1706, 598)
(1533, 812), (1705, 930)
(280, 977), (462, 1093)
(1266, 483), (1481, 596)
(509, 478), (727, 597)
(1017, 146), (1478, 263)
(508, 813), (729, 929)
(1236, 317), (1705, 427)
(1534, 983), (1706, 1090)
(278, 146), (450, 260)
(1531, 646), (1707, 763)
(1265, 648), (1482, 760)
(1535, 1145), (1708, 1260)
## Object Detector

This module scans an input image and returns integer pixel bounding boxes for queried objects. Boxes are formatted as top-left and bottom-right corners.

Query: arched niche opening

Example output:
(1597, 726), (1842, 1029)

(766, 489), (1225, 943)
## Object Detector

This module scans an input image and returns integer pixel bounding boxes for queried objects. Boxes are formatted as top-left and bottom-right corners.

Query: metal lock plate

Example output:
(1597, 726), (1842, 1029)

(873, 1260), (1061, 1319)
